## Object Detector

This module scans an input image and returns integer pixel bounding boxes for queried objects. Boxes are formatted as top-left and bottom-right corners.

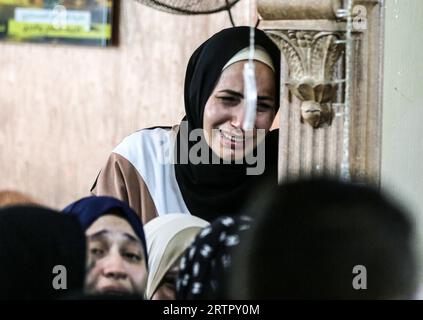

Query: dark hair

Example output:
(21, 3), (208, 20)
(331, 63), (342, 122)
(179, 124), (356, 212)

(230, 178), (417, 299)
(0, 206), (86, 299)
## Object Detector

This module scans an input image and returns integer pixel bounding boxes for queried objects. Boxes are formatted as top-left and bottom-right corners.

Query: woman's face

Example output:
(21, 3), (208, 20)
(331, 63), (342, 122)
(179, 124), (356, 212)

(151, 259), (180, 300)
(203, 61), (276, 161)
(84, 214), (147, 297)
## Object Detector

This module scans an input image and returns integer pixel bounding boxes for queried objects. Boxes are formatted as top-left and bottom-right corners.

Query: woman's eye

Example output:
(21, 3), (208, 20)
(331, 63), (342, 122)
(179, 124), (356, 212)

(163, 276), (176, 289)
(124, 252), (142, 262)
(90, 248), (105, 257)
(217, 96), (240, 105)
(257, 104), (274, 113)
(165, 282), (176, 290)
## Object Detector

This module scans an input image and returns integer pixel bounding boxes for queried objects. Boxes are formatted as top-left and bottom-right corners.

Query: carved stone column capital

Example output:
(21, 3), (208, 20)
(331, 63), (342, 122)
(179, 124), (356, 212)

(258, 0), (384, 185)
(257, 0), (378, 128)
(266, 29), (344, 127)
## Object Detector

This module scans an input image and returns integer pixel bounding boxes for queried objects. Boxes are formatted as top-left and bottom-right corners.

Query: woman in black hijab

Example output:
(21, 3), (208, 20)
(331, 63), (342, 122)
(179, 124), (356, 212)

(175, 27), (280, 220)
(0, 206), (86, 300)
(91, 27), (281, 223)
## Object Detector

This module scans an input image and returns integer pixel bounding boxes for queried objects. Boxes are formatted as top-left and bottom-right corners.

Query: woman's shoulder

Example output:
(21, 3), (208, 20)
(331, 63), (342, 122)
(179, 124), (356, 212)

(112, 125), (179, 164)
(118, 125), (178, 145)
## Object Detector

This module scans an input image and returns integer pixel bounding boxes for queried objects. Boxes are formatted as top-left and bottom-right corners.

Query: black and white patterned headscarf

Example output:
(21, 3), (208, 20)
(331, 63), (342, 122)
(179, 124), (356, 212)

(176, 215), (252, 300)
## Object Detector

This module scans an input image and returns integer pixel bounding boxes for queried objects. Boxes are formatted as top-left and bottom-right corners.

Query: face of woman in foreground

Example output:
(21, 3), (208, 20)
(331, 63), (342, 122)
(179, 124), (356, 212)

(203, 60), (276, 161)
(84, 214), (147, 297)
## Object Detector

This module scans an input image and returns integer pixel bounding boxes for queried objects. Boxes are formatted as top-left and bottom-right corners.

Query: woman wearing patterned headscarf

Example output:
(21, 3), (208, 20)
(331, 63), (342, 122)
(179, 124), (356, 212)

(176, 215), (252, 300)
(91, 27), (281, 224)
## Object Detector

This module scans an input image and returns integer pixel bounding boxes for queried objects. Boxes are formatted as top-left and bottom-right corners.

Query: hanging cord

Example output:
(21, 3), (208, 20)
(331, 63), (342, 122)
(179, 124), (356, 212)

(242, 0), (257, 131)
(226, 0), (236, 27)
(340, 0), (353, 182)
(225, 0), (260, 28)
(255, 17), (260, 28)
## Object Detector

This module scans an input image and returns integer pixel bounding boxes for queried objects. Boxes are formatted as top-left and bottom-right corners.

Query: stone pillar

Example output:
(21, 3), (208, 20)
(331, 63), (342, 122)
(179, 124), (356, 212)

(258, 0), (384, 185)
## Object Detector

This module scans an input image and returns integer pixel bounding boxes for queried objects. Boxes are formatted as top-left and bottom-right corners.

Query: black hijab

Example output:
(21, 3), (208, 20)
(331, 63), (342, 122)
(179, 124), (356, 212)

(0, 206), (86, 300)
(175, 27), (281, 221)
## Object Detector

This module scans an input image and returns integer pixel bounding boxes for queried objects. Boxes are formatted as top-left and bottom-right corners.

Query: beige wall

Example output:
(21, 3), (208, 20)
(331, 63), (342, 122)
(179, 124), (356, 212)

(381, 0), (423, 281)
(0, 1), (254, 209)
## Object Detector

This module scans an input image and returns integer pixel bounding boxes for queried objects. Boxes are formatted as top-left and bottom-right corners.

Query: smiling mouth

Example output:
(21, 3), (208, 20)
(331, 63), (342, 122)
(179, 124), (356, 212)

(219, 129), (246, 143)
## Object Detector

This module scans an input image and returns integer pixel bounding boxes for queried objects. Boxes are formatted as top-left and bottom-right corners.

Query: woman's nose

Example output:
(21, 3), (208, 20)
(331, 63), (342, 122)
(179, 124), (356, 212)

(229, 105), (245, 129)
(102, 251), (128, 280)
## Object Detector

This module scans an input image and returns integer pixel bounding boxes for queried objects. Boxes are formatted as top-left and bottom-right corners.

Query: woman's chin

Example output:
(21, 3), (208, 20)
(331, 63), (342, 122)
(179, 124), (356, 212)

(213, 146), (254, 162)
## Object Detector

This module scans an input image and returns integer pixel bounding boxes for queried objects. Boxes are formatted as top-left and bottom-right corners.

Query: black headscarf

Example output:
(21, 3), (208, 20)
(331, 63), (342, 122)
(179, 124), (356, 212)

(0, 206), (86, 300)
(176, 215), (252, 300)
(175, 27), (281, 221)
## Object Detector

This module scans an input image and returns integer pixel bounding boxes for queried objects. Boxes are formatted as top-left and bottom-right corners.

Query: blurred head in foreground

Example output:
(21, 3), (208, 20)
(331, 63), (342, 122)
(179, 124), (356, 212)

(229, 178), (418, 299)
(0, 205), (86, 299)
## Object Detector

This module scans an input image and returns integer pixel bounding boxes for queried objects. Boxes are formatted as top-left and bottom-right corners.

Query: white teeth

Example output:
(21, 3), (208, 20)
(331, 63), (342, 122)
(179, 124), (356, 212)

(220, 130), (244, 142)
